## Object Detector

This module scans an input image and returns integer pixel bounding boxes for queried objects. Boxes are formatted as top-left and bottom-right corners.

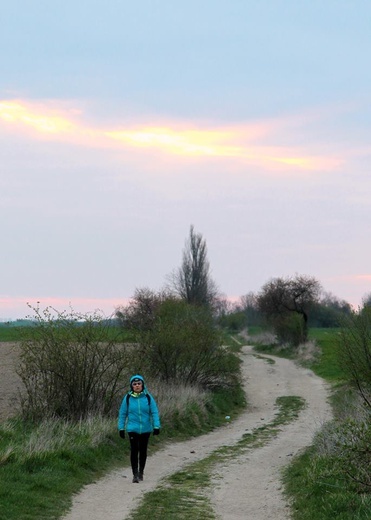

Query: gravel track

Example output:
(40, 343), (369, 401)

(61, 346), (332, 520)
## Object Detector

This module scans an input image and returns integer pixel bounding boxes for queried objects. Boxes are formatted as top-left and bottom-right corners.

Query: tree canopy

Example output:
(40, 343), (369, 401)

(258, 274), (322, 344)
(169, 225), (218, 308)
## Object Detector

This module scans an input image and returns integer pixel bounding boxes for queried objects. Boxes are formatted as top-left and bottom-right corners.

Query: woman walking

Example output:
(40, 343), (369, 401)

(118, 374), (161, 483)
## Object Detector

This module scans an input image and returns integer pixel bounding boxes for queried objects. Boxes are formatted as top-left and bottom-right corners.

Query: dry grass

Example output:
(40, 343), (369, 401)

(244, 331), (277, 345)
(296, 340), (321, 364)
(0, 415), (117, 465)
(147, 380), (209, 423)
(0, 375), (211, 467)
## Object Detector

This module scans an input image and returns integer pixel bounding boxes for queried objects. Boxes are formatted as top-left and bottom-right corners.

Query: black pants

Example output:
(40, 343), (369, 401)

(128, 432), (150, 475)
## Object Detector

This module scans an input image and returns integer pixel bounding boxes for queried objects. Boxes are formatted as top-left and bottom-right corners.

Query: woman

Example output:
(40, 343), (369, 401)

(118, 374), (161, 483)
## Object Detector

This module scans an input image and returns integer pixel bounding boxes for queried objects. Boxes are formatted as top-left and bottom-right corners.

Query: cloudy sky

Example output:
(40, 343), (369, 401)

(1, 1), (370, 320)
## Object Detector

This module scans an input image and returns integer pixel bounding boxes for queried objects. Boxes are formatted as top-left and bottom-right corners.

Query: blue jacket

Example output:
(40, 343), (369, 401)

(118, 374), (161, 434)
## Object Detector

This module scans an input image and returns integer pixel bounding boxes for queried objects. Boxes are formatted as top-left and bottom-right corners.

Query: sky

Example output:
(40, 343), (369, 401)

(1, 1), (371, 320)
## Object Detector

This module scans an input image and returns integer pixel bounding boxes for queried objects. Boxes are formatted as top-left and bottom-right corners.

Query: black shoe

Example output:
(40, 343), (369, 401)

(138, 472), (144, 481)
(132, 474), (139, 483)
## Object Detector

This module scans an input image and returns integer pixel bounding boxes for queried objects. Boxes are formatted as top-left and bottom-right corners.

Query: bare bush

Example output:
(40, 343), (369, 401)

(18, 305), (131, 421)
(315, 416), (371, 490)
(338, 308), (371, 408)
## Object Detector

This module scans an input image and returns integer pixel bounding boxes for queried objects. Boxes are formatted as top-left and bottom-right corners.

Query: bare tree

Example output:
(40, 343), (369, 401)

(18, 305), (130, 421)
(169, 225), (218, 308)
(239, 292), (261, 326)
(362, 292), (371, 309)
(116, 287), (168, 332)
(258, 274), (322, 344)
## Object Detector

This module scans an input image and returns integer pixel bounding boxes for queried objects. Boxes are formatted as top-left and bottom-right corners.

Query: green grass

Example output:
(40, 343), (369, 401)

(294, 328), (371, 520)
(307, 328), (347, 381)
(128, 395), (306, 519)
(0, 324), (32, 342)
(284, 449), (371, 520)
(0, 417), (125, 520)
(0, 323), (136, 343)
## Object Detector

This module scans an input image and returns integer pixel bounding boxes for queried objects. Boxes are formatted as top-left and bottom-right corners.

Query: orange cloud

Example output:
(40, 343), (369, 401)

(0, 99), (341, 172)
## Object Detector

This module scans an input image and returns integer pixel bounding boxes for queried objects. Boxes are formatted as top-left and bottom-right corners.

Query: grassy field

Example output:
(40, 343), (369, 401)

(308, 328), (345, 380)
(0, 323), (29, 342)
(0, 322), (135, 343)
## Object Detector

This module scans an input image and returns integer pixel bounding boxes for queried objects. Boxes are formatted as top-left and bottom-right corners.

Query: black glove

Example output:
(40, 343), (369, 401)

(153, 428), (160, 436)
(119, 430), (125, 439)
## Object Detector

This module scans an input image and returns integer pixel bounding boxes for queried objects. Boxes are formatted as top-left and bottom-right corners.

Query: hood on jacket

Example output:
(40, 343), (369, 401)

(130, 374), (146, 392)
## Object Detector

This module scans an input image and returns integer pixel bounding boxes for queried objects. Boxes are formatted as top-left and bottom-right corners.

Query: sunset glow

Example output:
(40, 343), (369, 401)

(105, 127), (222, 156)
(0, 101), (74, 133)
(1, 1), (371, 322)
(0, 99), (341, 172)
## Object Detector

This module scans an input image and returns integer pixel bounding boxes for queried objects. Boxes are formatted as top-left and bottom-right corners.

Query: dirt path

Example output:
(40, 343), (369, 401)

(62, 346), (332, 520)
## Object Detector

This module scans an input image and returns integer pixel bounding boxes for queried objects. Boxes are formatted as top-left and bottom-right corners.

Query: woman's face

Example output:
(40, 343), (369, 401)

(132, 381), (143, 392)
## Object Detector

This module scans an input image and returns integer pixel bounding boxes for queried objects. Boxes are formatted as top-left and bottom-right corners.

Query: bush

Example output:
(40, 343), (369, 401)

(18, 306), (131, 421)
(338, 308), (371, 408)
(315, 415), (371, 491)
(122, 295), (240, 388)
(273, 313), (305, 347)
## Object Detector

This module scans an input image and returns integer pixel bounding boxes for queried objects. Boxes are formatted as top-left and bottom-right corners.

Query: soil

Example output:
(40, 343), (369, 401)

(0, 343), (332, 519)
(0, 342), (23, 421)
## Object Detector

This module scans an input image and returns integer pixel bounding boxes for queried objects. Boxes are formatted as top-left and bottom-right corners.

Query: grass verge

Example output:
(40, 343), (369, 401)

(284, 447), (371, 520)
